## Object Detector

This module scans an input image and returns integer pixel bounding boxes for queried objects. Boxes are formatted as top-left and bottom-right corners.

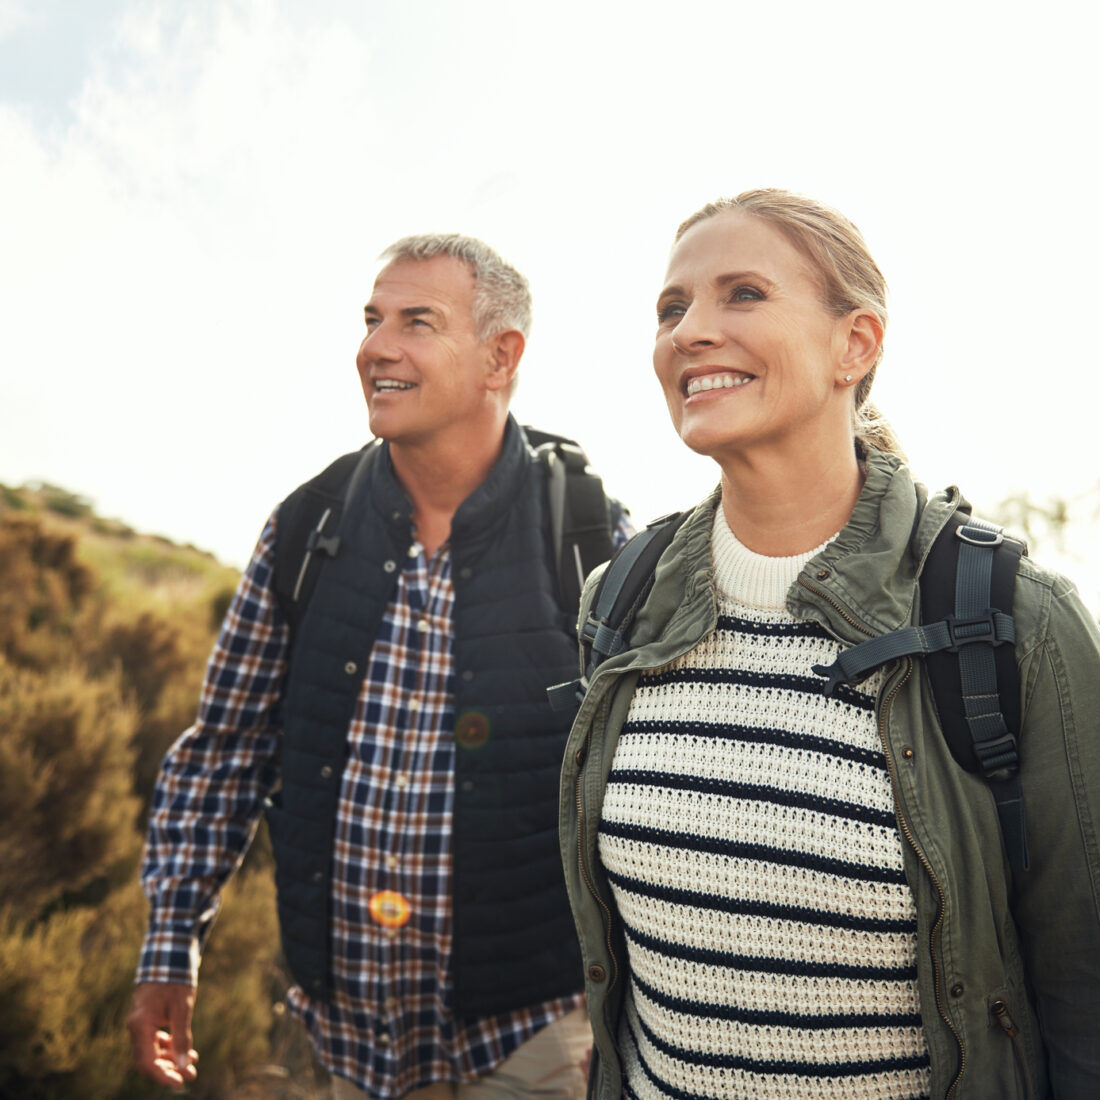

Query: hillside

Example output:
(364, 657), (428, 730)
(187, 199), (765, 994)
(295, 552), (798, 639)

(0, 482), (326, 1099)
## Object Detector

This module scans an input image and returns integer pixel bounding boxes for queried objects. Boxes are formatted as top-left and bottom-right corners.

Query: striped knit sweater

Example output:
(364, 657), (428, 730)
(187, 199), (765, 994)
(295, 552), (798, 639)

(598, 508), (931, 1100)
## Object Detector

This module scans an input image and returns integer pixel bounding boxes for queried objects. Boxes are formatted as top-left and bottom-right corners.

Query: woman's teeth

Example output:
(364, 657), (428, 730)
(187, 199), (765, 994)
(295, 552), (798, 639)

(686, 374), (752, 396)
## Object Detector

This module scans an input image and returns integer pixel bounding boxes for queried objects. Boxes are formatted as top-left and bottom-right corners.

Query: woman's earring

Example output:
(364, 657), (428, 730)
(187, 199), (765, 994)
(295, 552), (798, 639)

(845, 374), (853, 382)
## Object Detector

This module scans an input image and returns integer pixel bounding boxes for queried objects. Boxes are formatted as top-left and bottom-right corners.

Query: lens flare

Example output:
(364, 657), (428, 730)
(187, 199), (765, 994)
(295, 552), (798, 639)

(455, 710), (490, 750)
(368, 890), (411, 929)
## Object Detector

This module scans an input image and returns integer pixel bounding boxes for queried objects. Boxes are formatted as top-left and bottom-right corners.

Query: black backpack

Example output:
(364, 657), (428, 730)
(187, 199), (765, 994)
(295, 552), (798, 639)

(272, 426), (619, 638)
(549, 510), (1029, 872)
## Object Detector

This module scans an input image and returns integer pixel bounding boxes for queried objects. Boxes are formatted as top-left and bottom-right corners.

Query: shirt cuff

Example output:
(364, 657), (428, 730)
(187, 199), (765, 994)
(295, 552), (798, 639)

(136, 923), (203, 987)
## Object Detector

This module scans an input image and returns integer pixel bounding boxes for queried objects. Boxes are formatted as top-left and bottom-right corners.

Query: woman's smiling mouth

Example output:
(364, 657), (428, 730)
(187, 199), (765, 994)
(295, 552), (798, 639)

(684, 371), (755, 397)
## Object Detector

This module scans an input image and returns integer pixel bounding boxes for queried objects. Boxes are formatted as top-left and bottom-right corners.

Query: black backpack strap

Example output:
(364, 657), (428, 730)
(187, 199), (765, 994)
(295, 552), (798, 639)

(273, 441), (379, 637)
(547, 512), (687, 714)
(525, 426), (616, 615)
(812, 515), (1029, 871)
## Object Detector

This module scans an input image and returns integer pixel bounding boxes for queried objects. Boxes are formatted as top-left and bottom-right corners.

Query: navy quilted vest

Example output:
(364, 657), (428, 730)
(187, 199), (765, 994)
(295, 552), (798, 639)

(265, 420), (583, 1018)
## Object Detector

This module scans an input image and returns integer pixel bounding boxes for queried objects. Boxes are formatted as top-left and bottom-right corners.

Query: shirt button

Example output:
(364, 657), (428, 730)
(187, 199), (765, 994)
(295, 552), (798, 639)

(383, 560), (397, 573)
(408, 543), (421, 557)
(386, 855), (399, 870)
(417, 619), (429, 633)
(385, 997), (399, 1012)
(377, 1031), (391, 1045)
(344, 661), (358, 675)
(395, 775), (409, 788)
(408, 698), (421, 711)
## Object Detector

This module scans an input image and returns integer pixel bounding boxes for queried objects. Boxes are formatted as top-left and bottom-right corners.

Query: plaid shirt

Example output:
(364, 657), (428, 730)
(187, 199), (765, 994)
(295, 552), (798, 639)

(139, 503), (630, 1098)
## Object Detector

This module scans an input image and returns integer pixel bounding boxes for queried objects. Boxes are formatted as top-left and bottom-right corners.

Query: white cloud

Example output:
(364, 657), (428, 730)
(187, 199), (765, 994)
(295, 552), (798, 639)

(2, 0), (1099, 570)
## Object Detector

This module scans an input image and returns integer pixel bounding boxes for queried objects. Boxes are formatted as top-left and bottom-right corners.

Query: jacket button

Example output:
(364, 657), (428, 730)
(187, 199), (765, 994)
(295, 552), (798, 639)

(459, 566), (473, 580)
(383, 560), (397, 573)
(320, 765), (333, 779)
(588, 964), (606, 983)
(902, 747), (915, 760)
(345, 661), (358, 675)
(461, 779), (475, 793)
(462, 669), (474, 683)
(951, 983), (965, 998)
(312, 871), (323, 883)
(816, 569), (830, 580)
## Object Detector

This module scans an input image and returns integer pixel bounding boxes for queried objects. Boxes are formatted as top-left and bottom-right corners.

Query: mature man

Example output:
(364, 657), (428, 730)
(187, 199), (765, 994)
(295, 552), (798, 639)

(127, 235), (629, 1098)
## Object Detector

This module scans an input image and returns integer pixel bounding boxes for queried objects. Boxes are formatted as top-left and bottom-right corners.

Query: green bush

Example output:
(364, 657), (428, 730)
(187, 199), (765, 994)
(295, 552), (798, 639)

(0, 501), (322, 1098)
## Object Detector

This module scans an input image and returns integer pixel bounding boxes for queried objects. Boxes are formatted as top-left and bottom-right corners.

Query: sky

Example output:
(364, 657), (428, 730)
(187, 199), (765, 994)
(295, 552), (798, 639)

(2, 0), (1098, 602)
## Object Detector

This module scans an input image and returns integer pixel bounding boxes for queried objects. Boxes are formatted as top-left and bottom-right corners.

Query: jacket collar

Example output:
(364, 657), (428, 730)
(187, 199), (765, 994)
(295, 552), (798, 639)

(634, 449), (965, 652)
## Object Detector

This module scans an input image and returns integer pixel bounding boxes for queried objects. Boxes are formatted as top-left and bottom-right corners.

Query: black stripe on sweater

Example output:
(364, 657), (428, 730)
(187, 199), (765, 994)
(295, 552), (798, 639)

(626, 1010), (930, 1092)
(598, 818), (909, 886)
(629, 969), (923, 1029)
(623, 920), (919, 981)
(607, 768), (897, 828)
(603, 866), (917, 936)
(618, 717), (885, 771)
(637, 665), (874, 710)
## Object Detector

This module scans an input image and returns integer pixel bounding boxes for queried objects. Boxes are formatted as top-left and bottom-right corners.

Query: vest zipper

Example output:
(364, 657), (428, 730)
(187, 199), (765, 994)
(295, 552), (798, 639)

(797, 576), (967, 1098)
(991, 999), (1034, 1100)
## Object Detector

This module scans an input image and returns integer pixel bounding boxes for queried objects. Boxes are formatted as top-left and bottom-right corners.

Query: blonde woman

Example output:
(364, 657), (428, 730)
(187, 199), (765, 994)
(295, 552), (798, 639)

(561, 190), (1100, 1099)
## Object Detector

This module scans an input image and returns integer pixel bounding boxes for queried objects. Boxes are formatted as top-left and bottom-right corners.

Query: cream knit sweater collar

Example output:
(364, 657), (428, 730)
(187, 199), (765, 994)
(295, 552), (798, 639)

(710, 506), (838, 611)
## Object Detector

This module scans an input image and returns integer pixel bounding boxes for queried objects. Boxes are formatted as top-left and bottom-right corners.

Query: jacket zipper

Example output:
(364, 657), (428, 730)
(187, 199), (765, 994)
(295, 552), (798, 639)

(991, 1000), (1034, 1100)
(798, 576), (966, 1099)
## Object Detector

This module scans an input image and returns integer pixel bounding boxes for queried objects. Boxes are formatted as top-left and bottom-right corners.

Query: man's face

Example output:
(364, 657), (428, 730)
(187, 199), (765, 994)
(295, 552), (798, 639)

(356, 256), (496, 446)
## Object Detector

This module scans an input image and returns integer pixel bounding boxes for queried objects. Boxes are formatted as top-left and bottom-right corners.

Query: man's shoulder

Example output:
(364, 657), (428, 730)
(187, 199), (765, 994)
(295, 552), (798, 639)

(282, 445), (376, 508)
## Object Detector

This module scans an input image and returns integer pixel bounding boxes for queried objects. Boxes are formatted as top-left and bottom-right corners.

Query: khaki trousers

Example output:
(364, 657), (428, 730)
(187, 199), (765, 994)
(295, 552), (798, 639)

(330, 1006), (590, 1099)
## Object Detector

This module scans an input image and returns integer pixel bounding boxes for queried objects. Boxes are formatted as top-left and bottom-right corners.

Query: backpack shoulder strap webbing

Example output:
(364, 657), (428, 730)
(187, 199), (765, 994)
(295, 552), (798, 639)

(524, 425), (616, 614)
(547, 512), (687, 714)
(812, 515), (1029, 871)
(273, 441), (379, 637)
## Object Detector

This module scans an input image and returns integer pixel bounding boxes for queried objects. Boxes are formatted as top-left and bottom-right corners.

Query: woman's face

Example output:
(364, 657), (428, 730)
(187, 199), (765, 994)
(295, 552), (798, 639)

(653, 210), (853, 463)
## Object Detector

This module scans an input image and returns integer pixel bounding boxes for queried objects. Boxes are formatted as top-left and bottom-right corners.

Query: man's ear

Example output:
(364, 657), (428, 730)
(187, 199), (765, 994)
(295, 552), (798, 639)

(836, 309), (882, 387)
(485, 329), (525, 393)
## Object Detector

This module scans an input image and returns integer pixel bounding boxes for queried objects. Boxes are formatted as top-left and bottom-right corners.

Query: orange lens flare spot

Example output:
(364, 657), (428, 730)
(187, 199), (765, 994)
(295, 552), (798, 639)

(455, 711), (490, 750)
(368, 890), (411, 929)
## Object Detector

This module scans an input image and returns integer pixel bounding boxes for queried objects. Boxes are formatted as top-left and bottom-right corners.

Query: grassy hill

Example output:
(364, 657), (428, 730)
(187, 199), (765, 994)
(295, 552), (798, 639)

(0, 482), (325, 1099)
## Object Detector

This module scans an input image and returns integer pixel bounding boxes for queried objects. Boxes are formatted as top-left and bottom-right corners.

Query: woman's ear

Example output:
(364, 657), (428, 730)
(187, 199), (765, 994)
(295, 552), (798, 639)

(837, 309), (882, 387)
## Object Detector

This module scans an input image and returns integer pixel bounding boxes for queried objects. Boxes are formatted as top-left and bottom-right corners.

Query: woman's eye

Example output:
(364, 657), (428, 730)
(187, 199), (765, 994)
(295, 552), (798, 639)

(657, 302), (686, 323)
(730, 286), (763, 303)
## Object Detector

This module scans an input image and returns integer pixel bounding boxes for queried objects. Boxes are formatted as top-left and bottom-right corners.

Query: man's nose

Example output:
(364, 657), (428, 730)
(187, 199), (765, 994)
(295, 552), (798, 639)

(358, 325), (401, 364)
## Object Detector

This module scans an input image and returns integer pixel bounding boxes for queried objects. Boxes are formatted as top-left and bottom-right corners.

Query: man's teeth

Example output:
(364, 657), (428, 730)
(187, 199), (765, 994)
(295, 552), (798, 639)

(375, 379), (416, 391)
(686, 374), (752, 396)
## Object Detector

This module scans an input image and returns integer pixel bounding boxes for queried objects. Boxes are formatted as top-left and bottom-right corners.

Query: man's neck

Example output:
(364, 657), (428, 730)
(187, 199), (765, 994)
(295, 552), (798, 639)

(388, 415), (509, 558)
(717, 436), (865, 558)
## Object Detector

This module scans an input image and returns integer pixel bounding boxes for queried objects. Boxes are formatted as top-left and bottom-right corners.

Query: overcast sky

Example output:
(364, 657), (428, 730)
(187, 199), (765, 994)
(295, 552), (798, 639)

(2, 0), (1098, 602)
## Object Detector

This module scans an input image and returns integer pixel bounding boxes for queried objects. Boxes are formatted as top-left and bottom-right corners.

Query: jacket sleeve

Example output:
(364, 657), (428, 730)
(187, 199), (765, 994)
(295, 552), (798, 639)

(1013, 575), (1100, 1093)
(136, 511), (287, 986)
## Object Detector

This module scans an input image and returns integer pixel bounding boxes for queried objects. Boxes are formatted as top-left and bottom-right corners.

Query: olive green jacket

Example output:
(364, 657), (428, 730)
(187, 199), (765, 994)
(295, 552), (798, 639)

(559, 450), (1100, 1099)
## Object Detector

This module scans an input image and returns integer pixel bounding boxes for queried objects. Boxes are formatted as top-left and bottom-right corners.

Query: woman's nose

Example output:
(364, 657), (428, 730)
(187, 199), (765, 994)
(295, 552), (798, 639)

(671, 304), (721, 351)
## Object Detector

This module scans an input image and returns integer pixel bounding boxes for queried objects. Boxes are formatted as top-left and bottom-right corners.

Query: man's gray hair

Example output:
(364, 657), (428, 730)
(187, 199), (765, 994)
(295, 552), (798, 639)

(379, 233), (532, 340)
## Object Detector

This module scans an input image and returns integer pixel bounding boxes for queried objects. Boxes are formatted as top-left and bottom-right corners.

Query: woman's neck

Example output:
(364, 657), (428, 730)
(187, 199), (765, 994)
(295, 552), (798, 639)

(717, 442), (865, 557)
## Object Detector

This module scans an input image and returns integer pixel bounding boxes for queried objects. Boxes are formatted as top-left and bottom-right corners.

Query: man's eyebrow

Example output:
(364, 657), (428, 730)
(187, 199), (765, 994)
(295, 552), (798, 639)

(362, 304), (446, 321)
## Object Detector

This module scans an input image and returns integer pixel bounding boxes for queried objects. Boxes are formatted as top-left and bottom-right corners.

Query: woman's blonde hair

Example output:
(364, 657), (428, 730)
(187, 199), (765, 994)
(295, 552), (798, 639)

(676, 189), (905, 459)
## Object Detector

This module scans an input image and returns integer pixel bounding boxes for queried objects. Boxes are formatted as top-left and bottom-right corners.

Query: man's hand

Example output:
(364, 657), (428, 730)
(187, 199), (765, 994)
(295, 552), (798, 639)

(126, 982), (199, 1091)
